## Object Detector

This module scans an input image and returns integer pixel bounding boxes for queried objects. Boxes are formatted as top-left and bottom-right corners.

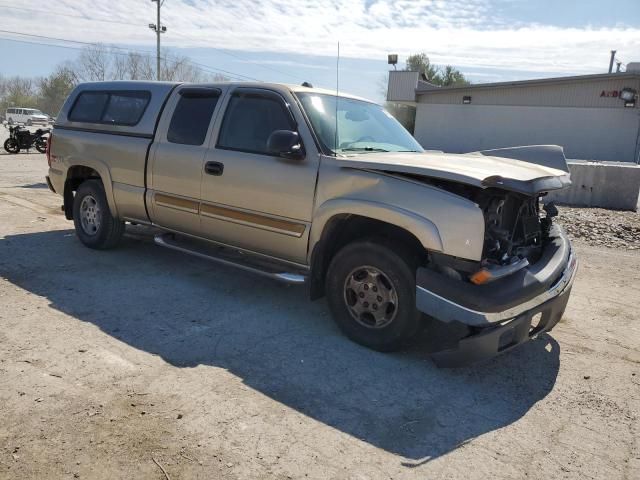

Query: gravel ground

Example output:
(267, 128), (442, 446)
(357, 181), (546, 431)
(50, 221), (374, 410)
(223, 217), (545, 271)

(0, 132), (639, 479)
(557, 206), (640, 250)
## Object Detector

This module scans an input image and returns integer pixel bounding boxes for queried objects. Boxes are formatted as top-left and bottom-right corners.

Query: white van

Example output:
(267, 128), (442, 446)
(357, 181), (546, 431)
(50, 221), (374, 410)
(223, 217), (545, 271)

(5, 107), (49, 126)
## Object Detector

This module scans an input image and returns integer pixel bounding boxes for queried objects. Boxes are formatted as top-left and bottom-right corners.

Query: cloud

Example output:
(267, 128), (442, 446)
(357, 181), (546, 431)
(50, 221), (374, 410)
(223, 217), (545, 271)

(2, 0), (639, 76)
(232, 59), (331, 70)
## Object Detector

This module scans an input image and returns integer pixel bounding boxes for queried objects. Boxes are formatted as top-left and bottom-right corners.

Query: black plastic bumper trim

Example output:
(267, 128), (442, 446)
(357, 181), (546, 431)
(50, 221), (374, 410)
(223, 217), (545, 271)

(431, 279), (573, 368)
(45, 175), (56, 193)
(417, 225), (571, 316)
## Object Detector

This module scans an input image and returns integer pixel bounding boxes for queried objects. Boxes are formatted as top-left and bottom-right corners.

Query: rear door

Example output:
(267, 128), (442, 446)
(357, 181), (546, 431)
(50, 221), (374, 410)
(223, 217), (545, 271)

(147, 86), (222, 235)
(199, 87), (320, 264)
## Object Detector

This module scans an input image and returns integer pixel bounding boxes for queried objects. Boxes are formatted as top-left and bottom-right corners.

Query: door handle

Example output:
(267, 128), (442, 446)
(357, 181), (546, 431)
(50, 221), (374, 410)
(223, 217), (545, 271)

(205, 161), (224, 176)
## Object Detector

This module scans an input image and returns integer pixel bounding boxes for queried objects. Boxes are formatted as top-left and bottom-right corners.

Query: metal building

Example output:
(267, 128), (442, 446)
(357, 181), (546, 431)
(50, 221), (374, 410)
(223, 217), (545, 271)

(387, 68), (640, 162)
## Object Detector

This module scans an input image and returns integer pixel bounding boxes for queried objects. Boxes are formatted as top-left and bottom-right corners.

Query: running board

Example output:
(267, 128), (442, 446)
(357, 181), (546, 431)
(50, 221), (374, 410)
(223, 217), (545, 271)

(154, 233), (307, 284)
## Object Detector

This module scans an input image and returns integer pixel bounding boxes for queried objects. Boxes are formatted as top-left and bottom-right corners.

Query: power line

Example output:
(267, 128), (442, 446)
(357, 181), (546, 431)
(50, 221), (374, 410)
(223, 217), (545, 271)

(0, 36), (254, 82)
(0, 29), (264, 81)
(0, 33), (261, 82)
(0, 3), (307, 82)
(168, 30), (307, 82)
(0, 29), (149, 50)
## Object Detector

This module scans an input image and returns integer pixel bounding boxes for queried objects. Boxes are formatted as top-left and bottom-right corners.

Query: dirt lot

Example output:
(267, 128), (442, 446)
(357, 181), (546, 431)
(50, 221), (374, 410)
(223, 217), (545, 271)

(0, 129), (639, 479)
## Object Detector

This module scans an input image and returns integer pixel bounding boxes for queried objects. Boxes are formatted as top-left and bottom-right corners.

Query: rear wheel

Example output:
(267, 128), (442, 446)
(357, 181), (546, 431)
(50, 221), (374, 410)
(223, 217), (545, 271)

(26, 119), (32, 126)
(3, 138), (19, 154)
(325, 238), (422, 352)
(73, 180), (125, 249)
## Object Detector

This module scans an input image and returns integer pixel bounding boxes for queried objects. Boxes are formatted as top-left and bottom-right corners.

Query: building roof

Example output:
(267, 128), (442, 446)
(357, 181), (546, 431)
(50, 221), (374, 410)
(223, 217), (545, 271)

(416, 72), (640, 95)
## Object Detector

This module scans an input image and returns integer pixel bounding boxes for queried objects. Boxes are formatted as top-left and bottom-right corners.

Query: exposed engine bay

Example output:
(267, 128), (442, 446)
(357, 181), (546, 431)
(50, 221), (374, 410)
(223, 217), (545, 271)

(392, 173), (560, 276)
(477, 190), (557, 267)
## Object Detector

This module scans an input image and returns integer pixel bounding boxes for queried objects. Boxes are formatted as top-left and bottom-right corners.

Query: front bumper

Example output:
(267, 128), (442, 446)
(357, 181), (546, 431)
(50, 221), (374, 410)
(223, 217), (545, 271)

(416, 226), (578, 367)
(45, 175), (56, 194)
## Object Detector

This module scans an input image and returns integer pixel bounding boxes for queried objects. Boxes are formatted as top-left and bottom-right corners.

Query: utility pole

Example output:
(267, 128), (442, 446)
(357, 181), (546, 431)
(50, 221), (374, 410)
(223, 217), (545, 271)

(148, 0), (167, 81)
(608, 50), (616, 73)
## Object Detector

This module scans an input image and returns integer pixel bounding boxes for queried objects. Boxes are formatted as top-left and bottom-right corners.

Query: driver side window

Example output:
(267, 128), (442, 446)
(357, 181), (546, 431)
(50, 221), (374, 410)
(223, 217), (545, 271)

(217, 90), (295, 155)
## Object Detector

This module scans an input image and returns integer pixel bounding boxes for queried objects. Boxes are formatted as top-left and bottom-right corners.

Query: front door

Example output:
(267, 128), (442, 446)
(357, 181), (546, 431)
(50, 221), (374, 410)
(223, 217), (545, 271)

(147, 86), (221, 236)
(200, 87), (320, 265)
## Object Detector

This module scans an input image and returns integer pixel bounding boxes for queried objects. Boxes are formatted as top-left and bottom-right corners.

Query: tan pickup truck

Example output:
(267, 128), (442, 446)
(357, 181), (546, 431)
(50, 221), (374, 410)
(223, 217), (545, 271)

(46, 81), (577, 366)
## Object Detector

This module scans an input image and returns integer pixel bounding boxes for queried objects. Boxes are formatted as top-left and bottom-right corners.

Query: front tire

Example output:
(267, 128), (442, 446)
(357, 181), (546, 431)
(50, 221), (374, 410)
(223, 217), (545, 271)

(73, 180), (125, 249)
(3, 138), (19, 154)
(35, 138), (47, 153)
(325, 238), (422, 352)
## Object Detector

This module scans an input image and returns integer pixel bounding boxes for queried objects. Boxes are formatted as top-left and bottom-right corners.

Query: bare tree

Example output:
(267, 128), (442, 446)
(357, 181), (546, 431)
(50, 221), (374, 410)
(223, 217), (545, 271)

(162, 54), (212, 82)
(112, 53), (129, 81)
(70, 45), (227, 83)
(76, 44), (112, 82)
(0, 45), (234, 119)
(123, 52), (151, 80)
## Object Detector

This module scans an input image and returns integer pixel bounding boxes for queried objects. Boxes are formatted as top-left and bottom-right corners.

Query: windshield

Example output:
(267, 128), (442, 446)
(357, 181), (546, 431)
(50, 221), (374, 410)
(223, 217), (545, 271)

(25, 109), (44, 116)
(296, 93), (423, 154)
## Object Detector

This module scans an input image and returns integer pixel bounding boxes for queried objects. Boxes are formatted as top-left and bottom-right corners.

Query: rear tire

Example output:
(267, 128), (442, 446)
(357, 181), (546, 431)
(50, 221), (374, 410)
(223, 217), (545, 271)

(325, 238), (422, 352)
(26, 119), (32, 126)
(73, 180), (125, 249)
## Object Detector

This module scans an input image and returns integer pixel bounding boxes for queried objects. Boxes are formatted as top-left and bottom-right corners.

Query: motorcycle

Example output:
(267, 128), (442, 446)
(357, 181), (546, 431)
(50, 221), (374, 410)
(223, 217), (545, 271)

(3, 125), (50, 154)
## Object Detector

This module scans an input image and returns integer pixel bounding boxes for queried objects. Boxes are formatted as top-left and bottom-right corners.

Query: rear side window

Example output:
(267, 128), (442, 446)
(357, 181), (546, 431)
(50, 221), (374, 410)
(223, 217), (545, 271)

(68, 91), (150, 125)
(167, 89), (220, 146)
(102, 92), (151, 125)
(69, 92), (109, 123)
(217, 91), (295, 154)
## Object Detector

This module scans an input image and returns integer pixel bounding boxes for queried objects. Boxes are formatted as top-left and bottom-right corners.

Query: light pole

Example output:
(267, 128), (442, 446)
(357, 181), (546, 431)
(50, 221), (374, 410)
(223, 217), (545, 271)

(608, 50), (616, 74)
(149, 0), (167, 81)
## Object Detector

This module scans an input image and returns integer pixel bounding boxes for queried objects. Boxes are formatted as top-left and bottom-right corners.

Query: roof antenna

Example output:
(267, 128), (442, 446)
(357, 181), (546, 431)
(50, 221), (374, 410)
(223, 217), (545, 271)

(334, 41), (340, 154)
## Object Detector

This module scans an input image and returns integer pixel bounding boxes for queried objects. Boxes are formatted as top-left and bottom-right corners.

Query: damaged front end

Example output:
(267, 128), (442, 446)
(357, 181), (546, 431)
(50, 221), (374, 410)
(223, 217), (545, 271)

(469, 190), (559, 284)
(416, 188), (577, 368)
(334, 143), (577, 366)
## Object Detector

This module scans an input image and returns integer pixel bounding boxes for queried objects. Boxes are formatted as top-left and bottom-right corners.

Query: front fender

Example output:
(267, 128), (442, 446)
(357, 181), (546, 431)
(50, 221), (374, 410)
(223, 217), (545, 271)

(309, 198), (444, 263)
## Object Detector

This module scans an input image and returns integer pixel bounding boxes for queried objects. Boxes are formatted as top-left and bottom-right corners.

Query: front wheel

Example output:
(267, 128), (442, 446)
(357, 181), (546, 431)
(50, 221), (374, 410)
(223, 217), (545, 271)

(35, 138), (47, 153)
(73, 180), (125, 249)
(3, 138), (19, 154)
(325, 238), (423, 352)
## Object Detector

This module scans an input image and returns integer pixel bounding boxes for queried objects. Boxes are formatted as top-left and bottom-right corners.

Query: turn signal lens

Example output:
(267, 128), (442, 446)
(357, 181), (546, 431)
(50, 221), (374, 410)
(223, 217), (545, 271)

(469, 269), (492, 285)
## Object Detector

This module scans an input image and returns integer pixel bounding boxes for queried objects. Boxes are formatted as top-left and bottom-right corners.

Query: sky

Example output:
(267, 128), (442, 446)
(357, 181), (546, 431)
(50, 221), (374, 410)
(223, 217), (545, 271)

(0, 0), (639, 101)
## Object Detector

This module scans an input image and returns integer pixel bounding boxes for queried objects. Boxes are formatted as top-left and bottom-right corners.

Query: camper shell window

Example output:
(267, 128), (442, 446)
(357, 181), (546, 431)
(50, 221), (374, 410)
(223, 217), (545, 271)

(69, 90), (151, 126)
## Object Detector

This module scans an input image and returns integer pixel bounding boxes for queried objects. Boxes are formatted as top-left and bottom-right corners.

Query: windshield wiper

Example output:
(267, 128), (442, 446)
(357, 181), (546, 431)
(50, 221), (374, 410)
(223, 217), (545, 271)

(340, 147), (389, 153)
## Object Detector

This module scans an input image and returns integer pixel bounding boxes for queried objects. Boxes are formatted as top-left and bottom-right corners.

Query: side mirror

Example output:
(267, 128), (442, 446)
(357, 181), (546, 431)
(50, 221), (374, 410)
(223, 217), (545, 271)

(267, 130), (304, 160)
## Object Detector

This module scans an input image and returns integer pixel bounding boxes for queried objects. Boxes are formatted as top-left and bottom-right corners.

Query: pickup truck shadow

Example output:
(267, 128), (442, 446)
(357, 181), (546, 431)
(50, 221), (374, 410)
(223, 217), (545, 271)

(0, 228), (560, 463)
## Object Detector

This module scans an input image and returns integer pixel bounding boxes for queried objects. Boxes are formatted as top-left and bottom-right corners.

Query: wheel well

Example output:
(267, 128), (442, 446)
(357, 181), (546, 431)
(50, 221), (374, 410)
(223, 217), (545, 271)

(63, 166), (101, 220)
(309, 214), (428, 300)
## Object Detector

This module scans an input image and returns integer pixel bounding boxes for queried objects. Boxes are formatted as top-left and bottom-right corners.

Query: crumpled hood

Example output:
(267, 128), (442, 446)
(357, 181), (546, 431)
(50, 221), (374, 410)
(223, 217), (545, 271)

(334, 147), (571, 195)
